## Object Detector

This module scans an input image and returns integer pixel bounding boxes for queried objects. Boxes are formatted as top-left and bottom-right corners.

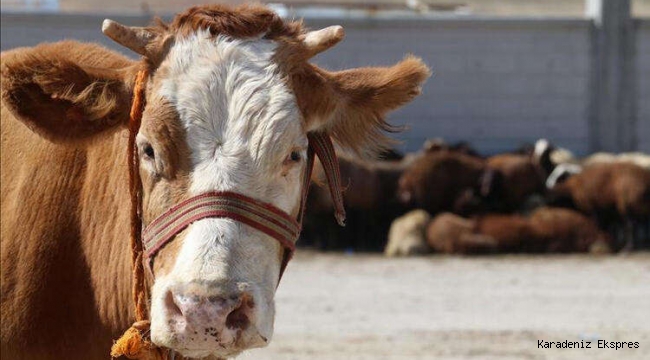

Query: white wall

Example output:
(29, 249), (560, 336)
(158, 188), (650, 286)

(308, 18), (592, 155)
(1, 13), (647, 156)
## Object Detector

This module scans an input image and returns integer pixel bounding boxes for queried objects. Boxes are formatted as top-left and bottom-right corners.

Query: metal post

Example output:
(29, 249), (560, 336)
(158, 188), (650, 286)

(586, 0), (636, 152)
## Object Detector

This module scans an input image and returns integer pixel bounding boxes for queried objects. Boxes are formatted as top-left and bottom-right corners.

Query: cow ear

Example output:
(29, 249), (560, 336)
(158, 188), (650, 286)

(1, 41), (137, 143)
(294, 56), (431, 156)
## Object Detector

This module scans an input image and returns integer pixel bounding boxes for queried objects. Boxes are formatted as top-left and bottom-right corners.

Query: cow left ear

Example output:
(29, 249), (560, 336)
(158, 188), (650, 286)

(1, 41), (136, 143)
(293, 56), (431, 156)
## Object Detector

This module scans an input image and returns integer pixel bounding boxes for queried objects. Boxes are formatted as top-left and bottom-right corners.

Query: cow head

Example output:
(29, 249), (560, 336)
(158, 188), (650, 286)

(0, 4), (429, 358)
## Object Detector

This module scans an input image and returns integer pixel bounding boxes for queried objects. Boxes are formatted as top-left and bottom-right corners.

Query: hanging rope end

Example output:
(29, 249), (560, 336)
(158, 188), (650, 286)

(111, 321), (168, 360)
(335, 211), (346, 227)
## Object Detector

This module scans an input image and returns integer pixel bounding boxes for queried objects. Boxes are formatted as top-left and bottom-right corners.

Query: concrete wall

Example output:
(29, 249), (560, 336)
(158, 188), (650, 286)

(308, 18), (592, 155)
(637, 19), (650, 153)
(0, 13), (647, 155)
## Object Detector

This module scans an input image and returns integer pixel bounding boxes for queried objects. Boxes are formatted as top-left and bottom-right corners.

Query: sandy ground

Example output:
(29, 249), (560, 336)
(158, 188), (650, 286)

(244, 251), (650, 360)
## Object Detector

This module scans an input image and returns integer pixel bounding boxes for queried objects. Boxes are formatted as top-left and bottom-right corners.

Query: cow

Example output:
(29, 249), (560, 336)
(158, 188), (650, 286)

(0, 4), (430, 359)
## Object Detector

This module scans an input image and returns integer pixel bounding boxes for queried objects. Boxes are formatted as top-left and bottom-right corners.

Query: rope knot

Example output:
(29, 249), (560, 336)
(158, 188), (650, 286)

(111, 321), (169, 360)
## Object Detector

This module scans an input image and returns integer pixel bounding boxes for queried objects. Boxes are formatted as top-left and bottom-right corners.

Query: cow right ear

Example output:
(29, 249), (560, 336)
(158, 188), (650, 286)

(0, 41), (137, 143)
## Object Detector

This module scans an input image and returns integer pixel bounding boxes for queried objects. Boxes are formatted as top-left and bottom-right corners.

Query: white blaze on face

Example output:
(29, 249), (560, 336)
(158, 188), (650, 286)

(149, 30), (307, 356)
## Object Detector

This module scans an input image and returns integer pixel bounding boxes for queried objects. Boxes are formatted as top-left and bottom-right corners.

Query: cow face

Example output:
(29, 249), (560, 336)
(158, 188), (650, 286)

(1, 4), (429, 358)
(137, 31), (308, 358)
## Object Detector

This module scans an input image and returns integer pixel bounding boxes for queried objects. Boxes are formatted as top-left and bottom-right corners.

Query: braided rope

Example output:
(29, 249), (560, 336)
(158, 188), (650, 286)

(111, 68), (170, 360)
(142, 192), (300, 268)
(128, 69), (149, 322)
(307, 132), (346, 226)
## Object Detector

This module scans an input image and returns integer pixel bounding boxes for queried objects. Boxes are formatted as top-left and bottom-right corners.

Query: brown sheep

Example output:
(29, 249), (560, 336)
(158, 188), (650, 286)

(528, 207), (613, 253)
(424, 213), (496, 254)
(485, 153), (546, 212)
(426, 209), (611, 255)
(397, 151), (486, 215)
(421, 138), (483, 158)
(302, 154), (411, 251)
(547, 162), (650, 249)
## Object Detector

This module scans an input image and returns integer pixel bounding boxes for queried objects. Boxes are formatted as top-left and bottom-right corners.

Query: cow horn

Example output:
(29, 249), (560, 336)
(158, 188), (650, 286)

(102, 19), (154, 56)
(301, 25), (345, 57)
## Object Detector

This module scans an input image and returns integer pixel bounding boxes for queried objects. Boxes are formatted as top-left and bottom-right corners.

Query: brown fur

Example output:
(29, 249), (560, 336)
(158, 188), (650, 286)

(312, 154), (409, 211)
(549, 162), (650, 218)
(1, 4), (429, 359)
(303, 154), (410, 250)
(473, 214), (533, 252)
(426, 209), (609, 255)
(425, 213), (498, 254)
(169, 4), (302, 40)
(1, 41), (137, 143)
(1, 95), (134, 359)
(286, 57), (430, 157)
(485, 154), (545, 212)
(528, 207), (613, 253)
(397, 151), (486, 215)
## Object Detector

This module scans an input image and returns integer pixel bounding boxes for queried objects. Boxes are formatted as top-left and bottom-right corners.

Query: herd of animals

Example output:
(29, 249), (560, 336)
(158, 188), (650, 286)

(300, 138), (650, 255)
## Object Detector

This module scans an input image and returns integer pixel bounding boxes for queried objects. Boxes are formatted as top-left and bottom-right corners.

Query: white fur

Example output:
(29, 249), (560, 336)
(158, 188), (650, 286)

(584, 152), (650, 169)
(533, 138), (550, 160)
(546, 163), (583, 189)
(149, 31), (307, 358)
(384, 210), (431, 257)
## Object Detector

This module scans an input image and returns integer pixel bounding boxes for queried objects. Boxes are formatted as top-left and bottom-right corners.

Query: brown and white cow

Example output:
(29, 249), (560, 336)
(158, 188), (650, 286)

(0, 4), (429, 359)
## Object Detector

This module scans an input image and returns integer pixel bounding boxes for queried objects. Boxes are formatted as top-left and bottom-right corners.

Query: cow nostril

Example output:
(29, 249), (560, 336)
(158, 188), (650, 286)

(226, 294), (253, 331)
(226, 303), (250, 331)
(165, 290), (183, 317)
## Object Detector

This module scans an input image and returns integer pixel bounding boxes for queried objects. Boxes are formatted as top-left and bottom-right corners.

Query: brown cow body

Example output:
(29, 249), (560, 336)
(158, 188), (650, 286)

(1, 45), (134, 358)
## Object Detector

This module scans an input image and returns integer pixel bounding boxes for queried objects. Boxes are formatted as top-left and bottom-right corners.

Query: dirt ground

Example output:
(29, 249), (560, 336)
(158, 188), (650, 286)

(245, 251), (650, 360)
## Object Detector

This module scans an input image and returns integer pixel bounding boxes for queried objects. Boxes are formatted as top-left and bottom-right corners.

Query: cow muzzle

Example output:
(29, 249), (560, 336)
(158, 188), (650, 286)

(151, 282), (268, 358)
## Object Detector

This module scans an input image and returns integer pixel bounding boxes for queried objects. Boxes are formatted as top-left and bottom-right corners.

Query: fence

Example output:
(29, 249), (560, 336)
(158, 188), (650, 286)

(1, 3), (648, 155)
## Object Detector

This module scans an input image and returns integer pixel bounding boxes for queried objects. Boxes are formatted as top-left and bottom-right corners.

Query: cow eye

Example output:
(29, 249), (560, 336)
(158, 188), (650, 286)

(143, 144), (155, 159)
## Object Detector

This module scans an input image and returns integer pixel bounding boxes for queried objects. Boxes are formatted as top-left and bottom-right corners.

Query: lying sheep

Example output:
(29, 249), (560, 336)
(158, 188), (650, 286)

(528, 207), (612, 253)
(425, 213), (530, 254)
(384, 210), (432, 256)
(425, 208), (613, 255)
